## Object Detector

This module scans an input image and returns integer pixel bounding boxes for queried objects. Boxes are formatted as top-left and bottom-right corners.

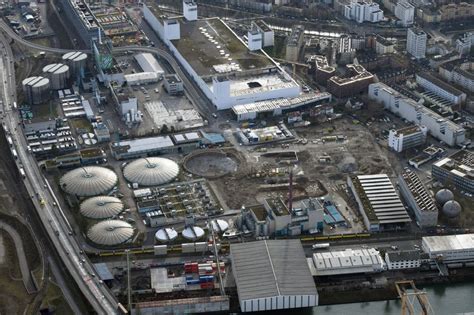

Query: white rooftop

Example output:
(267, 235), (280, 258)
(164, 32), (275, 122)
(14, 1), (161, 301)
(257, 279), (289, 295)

(423, 234), (474, 253)
(112, 136), (174, 155)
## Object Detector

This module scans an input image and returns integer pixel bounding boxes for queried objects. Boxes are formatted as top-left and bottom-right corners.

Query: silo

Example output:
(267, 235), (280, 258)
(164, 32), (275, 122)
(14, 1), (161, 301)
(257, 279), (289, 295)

(43, 63), (70, 90)
(22, 76), (50, 105)
(62, 51), (87, 79)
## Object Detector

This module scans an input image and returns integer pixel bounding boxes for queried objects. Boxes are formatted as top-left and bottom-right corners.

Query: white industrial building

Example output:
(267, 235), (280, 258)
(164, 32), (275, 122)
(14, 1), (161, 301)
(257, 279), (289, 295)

(125, 72), (160, 86)
(398, 169), (438, 228)
(311, 248), (385, 276)
(388, 125), (427, 152)
(394, 0), (414, 26)
(422, 234), (474, 265)
(344, 0), (384, 23)
(248, 20), (274, 51)
(384, 250), (421, 270)
(347, 174), (411, 232)
(406, 28), (427, 59)
(368, 82), (466, 146)
(231, 240), (318, 313)
(142, 2), (300, 110)
(416, 72), (467, 106)
(163, 74), (184, 95)
(134, 53), (165, 77)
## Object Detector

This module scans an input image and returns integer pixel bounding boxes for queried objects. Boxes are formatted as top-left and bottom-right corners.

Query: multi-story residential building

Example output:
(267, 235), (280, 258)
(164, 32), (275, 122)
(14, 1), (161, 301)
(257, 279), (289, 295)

(398, 168), (438, 228)
(313, 55), (336, 85)
(439, 2), (474, 21)
(388, 125), (427, 152)
(368, 83), (466, 146)
(395, 0), (414, 26)
(407, 28), (427, 59)
(375, 35), (395, 55)
(385, 250), (421, 270)
(432, 150), (474, 194)
(286, 25), (305, 62)
(327, 64), (374, 98)
(455, 32), (474, 56)
(416, 72), (467, 106)
(439, 62), (474, 93)
(344, 0), (384, 23)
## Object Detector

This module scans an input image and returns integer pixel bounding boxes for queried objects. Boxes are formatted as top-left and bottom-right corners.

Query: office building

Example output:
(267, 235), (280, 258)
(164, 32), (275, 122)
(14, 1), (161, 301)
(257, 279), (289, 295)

(455, 32), (474, 56)
(143, 2), (300, 110)
(313, 55), (336, 85)
(344, 0), (384, 23)
(398, 169), (438, 227)
(347, 174), (411, 232)
(286, 25), (305, 62)
(416, 72), (466, 106)
(368, 83), (466, 146)
(406, 28), (427, 59)
(164, 74), (184, 95)
(384, 250), (421, 270)
(388, 125), (427, 152)
(327, 64), (374, 98)
(251, 20), (274, 48)
(395, 0), (415, 26)
(432, 150), (474, 194)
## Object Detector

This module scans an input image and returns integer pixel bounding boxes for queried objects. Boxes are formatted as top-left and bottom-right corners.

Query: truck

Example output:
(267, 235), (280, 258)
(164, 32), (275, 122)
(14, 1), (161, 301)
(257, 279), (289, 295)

(7, 136), (13, 146)
(11, 148), (18, 159)
(19, 167), (26, 179)
(312, 243), (330, 250)
(12, 102), (17, 110)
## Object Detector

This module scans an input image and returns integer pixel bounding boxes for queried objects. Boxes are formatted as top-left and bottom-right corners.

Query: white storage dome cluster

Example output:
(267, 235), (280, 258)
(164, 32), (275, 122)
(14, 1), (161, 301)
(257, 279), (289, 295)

(42, 63), (70, 90)
(60, 166), (118, 197)
(123, 157), (179, 186)
(155, 228), (178, 243)
(80, 196), (124, 219)
(87, 220), (134, 246)
(211, 219), (229, 234)
(442, 200), (462, 218)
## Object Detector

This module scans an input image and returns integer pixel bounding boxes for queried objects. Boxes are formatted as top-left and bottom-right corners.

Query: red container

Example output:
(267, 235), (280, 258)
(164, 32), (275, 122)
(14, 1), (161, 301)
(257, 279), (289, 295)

(200, 282), (214, 289)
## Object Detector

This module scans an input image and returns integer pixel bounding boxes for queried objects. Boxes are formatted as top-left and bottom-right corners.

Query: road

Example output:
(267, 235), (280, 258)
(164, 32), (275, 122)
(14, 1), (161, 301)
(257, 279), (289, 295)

(0, 32), (119, 314)
(0, 221), (37, 294)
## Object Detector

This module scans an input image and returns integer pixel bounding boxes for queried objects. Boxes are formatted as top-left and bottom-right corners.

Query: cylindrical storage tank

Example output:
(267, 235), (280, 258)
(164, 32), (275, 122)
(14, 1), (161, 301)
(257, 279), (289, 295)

(210, 219), (229, 234)
(22, 76), (50, 105)
(442, 200), (462, 218)
(62, 51), (87, 79)
(87, 220), (134, 246)
(123, 157), (179, 187)
(60, 166), (118, 197)
(435, 189), (454, 206)
(155, 228), (178, 243)
(182, 226), (205, 241)
(80, 196), (124, 219)
(42, 63), (70, 90)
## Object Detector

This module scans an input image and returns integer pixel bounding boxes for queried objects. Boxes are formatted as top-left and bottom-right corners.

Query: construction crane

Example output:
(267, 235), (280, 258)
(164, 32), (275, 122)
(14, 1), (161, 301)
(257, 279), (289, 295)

(395, 280), (434, 315)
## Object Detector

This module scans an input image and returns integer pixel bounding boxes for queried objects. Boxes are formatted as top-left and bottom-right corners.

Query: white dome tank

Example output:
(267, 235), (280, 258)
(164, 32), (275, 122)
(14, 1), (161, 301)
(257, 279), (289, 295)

(182, 226), (205, 241)
(22, 76), (50, 105)
(123, 157), (179, 186)
(80, 196), (124, 219)
(155, 228), (178, 243)
(211, 219), (229, 234)
(42, 63), (70, 90)
(60, 166), (118, 197)
(87, 220), (134, 246)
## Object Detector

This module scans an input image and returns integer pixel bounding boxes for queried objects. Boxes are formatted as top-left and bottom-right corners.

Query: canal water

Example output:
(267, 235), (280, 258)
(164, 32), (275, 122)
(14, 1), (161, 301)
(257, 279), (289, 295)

(316, 282), (474, 315)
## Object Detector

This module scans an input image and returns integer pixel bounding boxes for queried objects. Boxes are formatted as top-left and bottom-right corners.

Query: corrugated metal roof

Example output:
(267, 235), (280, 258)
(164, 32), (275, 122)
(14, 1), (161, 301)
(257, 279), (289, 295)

(230, 240), (317, 302)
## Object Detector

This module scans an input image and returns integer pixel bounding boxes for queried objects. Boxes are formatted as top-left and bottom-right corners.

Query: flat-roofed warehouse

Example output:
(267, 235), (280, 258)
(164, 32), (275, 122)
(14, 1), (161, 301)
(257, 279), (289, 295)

(347, 174), (411, 232)
(142, 3), (300, 110)
(230, 240), (318, 313)
(422, 234), (474, 265)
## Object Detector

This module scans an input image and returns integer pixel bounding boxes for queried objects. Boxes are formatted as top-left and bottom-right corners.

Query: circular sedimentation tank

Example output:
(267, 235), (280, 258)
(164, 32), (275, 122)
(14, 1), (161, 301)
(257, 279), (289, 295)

(184, 151), (239, 178)
(155, 228), (178, 243)
(123, 157), (179, 186)
(60, 166), (118, 197)
(80, 196), (124, 219)
(87, 220), (134, 246)
(182, 226), (205, 241)
(211, 219), (229, 234)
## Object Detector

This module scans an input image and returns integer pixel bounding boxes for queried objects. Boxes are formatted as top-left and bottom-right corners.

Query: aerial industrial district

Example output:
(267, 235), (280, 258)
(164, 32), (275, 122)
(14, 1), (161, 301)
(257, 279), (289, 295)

(0, 0), (473, 313)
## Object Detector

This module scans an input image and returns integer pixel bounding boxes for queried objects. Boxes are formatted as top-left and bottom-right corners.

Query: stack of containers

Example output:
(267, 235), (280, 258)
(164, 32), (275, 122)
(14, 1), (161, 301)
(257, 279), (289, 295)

(198, 262), (213, 275)
(184, 262), (199, 274)
(200, 275), (215, 289)
(212, 262), (225, 274)
(186, 275), (200, 285)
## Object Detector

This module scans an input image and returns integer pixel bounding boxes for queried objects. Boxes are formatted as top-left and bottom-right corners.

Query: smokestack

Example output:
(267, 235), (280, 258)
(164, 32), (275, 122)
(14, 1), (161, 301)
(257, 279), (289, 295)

(288, 168), (293, 213)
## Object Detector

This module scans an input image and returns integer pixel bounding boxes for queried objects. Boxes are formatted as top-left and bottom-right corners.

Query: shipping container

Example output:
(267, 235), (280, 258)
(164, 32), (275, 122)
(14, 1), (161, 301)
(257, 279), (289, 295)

(182, 243), (195, 253)
(153, 245), (167, 256)
(186, 279), (200, 285)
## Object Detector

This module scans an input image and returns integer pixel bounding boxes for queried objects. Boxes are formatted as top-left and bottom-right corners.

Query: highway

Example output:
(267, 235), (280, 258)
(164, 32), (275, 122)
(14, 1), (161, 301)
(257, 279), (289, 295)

(0, 32), (119, 314)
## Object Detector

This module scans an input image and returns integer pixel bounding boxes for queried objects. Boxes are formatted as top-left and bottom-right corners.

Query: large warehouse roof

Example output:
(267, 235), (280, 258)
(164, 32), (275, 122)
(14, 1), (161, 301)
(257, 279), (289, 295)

(423, 234), (474, 253)
(134, 53), (164, 74)
(123, 157), (179, 186)
(87, 220), (134, 246)
(60, 166), (118, 197)
(80, 196), (124, 219)
(230, 240), (318, 311)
